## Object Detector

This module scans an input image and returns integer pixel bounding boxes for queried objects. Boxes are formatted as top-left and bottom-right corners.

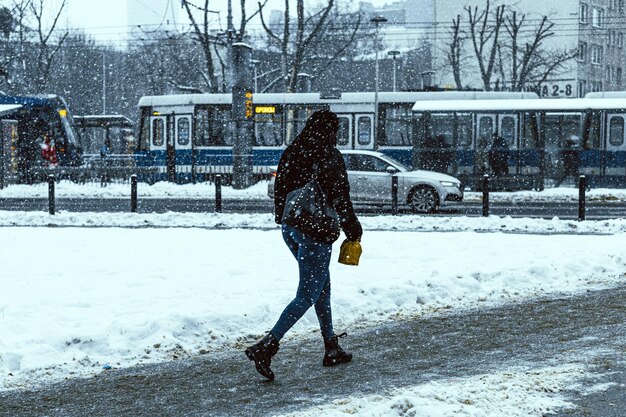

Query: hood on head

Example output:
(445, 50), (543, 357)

(294, 110), (339, 149)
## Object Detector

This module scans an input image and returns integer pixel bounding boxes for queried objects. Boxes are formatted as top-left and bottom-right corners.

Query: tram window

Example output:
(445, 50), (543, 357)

(478, 117), (493, 148)
(456, 114), (472, 147)
(194, 106), (233, 146)
(501, 116), (516, 146)
(138, 111), (151, 151)
(429, 114), (455, 146)
(177, 118), (190, 146)
(337, 118), (350, 146)
(587, 112), (601, 148)
(255, 111), (283, 146)
(609, 116), (625, 146)
(544, 113), (581, 148)
(152, 119), (164, 147)
(521, 113), (539, 148)
(357, 116), (372, 145)
(381, 105), (412, 146)
(285, 105), (325, 145)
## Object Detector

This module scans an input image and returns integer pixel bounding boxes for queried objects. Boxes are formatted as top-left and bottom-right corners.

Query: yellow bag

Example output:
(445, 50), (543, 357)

(338, 239), (362, 266)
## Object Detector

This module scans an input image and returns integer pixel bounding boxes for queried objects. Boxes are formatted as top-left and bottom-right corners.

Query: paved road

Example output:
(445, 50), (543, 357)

(1, 286), (625, 417)
(1, 197), (625, 220)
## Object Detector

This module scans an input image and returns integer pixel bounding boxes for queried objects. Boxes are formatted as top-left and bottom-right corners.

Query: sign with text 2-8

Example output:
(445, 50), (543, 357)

(526, 82), (575, 98)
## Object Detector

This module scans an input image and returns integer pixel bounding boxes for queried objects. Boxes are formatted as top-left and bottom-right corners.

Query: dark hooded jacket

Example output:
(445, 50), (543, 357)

(274, 110), (362, 242)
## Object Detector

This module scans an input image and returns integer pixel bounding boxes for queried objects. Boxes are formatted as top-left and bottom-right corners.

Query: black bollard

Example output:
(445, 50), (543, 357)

(215, 174), (222, 213)
(391, 175), (398, 216)
(131, 175), (138, 213)
(578, 175), (586, 221)
(48, 174), (55, 215)
(482, 174), (490, 217)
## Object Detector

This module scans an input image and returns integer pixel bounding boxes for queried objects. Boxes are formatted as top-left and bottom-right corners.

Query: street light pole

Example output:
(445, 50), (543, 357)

(370, 16), (387, 149)
(387, 50), (401, 92)
(251, 59), (260, 93)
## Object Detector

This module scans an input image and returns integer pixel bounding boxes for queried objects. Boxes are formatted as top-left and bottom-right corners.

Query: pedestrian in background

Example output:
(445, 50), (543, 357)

(555, 135), (580, 187)
(245, 110), (362, 381)
(488, 134), (509, 177)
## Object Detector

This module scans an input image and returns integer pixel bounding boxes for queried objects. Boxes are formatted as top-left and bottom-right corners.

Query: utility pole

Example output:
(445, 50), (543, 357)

(225, 0), (235, 91)
(371, 16), (388, 149)
(231, 43), (254, 189)
(102, 50), (106, 114)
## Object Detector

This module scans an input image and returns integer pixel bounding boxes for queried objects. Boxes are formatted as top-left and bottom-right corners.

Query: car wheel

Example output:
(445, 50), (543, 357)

(408, 185), (439, 213)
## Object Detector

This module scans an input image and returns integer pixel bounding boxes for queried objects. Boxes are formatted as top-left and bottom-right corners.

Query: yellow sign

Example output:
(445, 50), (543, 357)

(58, 109), (68, 117)
(255, 106), (276, 114)
(245, 91), (253, 119)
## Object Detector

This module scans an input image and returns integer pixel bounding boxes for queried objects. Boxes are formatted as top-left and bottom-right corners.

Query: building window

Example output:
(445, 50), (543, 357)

(609, 0), (616, 10)
(617, 68), (623, 84)
(591, 81), (603, 92)
(592, 7), (604, 27)
(580, 3), (589, 23)
(619, 33), (624, 48)
(591, 45), (603, 64)
(607, 65), (613, 82)
(578, 41), (587, 61)
(608, 30), (613, 46)
(620, 0), (625, 14)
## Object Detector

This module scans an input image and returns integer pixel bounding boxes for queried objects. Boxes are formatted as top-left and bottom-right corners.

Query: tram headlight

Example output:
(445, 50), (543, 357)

(440, 181), (457, 187)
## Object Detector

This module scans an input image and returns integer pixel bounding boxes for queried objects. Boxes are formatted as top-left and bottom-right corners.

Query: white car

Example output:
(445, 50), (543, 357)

(268, 150), (463, 213)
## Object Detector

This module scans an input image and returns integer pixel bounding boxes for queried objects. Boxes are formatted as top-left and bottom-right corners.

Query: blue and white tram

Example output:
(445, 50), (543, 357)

(135, 91), (537, 183)
(412, 95), (626, 189)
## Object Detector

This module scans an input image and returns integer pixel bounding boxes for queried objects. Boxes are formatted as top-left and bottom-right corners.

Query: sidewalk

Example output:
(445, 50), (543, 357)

(1, 286), (624, 417)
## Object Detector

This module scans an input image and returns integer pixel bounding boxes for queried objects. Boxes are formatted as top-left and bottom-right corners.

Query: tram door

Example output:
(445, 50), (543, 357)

(335, 114), (374, 150)
(498, 114), (517, 175)
(475, 115), (495, 174)
(475, 114), (517, 175)
(150, 115), (180, 181)
(606, 114), (626, 176)
(174, 115), (192, 176)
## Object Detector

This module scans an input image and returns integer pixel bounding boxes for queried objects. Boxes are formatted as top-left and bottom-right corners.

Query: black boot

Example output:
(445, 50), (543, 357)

(245, 332), (280, 381)
(323, 332), (352, 367)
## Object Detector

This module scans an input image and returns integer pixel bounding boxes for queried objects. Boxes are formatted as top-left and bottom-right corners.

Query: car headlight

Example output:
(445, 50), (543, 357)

(440, 181), (458, 187)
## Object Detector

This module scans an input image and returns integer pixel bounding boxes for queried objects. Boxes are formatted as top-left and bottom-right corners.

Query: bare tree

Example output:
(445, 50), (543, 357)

(444, 2), (577, 92)
(504, 12), (577, 91)
(181, 0), (267, 93)
(465, 0), (505, 91)
(447, 14), (464, 90)
(29, 0), (68, 92)
(258, 0), (360, 93)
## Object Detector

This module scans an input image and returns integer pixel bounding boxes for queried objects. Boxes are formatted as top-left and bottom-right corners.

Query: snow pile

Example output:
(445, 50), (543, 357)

(0, 180), (270, 199)
(1, 226), (625, 391)
(2, 211), (626, 235)
(1, 180), (626, 203)
(276, 365), (590, 417)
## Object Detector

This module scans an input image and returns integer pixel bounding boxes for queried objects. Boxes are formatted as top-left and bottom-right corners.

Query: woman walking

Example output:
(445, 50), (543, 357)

(245, 110), (362, 381)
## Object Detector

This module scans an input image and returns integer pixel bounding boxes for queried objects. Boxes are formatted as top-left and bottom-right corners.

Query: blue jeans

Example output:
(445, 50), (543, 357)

(271, 224), (335, 341)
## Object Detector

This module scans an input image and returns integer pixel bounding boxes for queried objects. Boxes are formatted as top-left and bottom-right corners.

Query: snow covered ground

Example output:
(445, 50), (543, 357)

(276, 363), (609, 417)
(1, 216), (625, 415)
(2, 182), (626, 414)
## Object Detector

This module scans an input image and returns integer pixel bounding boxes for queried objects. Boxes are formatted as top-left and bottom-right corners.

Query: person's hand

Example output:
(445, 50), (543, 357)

(344, 220), (362, 242)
